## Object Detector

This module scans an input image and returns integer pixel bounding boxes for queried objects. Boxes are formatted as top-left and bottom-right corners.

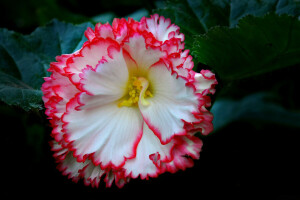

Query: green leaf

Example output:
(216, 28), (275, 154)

(192, 13), (300, 80)
(229, 0), (300, 27)
(0, 72), (43, 110)
(91, 12), (117, 24)
(125, 8), (150, 21)
(91, 9), (150, 25)
(155, 0), (300, 51)
(155, 0), (229, 33)
(155, 0), (227, 48)
(0, 20), (93, 111)
(0, 0), (92, 32)
(155, 0), (300, 32)
(211, 92), (300, 132)
(35, 2), (91, 26)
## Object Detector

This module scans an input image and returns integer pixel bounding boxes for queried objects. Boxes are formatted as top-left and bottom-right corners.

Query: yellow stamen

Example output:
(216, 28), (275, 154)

(118, 76), (153, 107)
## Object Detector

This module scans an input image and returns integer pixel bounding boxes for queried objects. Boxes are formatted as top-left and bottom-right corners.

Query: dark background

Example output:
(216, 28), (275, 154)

(1, 0), (299, 198)
(2, 105), (299, 198)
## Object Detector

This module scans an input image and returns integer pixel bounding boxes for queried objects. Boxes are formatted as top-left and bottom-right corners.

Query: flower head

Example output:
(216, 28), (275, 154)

(42, 14), (217, 188)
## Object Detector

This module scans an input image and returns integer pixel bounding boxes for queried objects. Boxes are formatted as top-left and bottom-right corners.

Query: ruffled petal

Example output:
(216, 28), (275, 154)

(84, 27), (96, 41)
(85, 23), (115, 42)
(65, 38), (119, 85)
(194, 69), (218, 95)
(139, 62), (200, 144)
(112, 17), (142, 44)
(164, 50), (195, 80)
(142, 14), (184, 42)
(79, 46), (128, 105)
(94, 22), (115, 39)
(51, 141), (129, 188)
(43, 15), (217, 189)
(111, 18), (129, 43)
(184, 103), (214, 136)
(103, 170), (130, 188)
(63, 45), (145, 169)
(158, 135), (203, 173)
(42, 55), (76, 117)
(50, 141), (91, 183)
(63, 100), (144, 169)
(42, 55), (80, 142)
(123, 122), (174, 179)
(183, 70), (217, 135)
(80, 162), (106, 188)
(122, 34), (165, 74)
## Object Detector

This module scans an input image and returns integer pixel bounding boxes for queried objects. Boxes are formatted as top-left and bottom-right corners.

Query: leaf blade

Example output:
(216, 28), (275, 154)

(0, 72), (43, 111)
(0, 20), (93, 110)
(192, 14), (300, 80)
(211, 92), (300, 132)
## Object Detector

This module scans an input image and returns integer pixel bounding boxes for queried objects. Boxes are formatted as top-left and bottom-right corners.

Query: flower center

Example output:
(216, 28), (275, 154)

(118, 76), (153, 107)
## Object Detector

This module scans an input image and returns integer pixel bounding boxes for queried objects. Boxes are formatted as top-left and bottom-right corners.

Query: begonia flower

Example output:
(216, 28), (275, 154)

(42, 14), (217, 188)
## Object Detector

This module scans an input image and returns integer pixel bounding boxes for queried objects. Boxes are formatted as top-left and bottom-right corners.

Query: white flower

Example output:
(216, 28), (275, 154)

(42, 14), (217, 188)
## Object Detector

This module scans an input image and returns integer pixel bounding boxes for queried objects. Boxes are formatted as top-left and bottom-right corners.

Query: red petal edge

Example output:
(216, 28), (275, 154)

(42, 14), (217, 188)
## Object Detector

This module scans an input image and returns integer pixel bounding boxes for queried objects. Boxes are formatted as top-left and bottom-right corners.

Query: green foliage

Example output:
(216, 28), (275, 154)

(0, 7), (150, 111)
(155, 0), (212, 47)
(155, 0), (300, 134)
(0, 72), (43, 110)
(228, 0), (300, 27)
(211, 92), (300, 132)
(0, 0), (151, 33)
(0, 1), (298, 194)
(155, 0), (300, 52)
(125, 8), (150, 21)
(0, 0), (299, 136)
(91, 12), (117, 24)
(0, 20), (92, 110)
(192, 13), (300, 80)
(91, 9), (150, 25)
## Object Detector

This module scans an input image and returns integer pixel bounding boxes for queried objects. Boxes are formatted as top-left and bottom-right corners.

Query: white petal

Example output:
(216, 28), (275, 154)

(63, 102), (144, 169)
(51, 141), (129, 188)
(139, 63), (199, 144)
(81, 163), (105, 188)
(123, 122), (174, 179)
(80, 47), (128, 106)
(94, 23), (115, 39)
(42, 60), (80, 143)
(52, 141), (108, 188)
(65, 39), (118, 84)
(145, 14), (184, 42)
(160, 135), (203, 173)
(194, 71), (217, 95)
(52, 141), (89, 182)
(123, 34), (165, 74)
